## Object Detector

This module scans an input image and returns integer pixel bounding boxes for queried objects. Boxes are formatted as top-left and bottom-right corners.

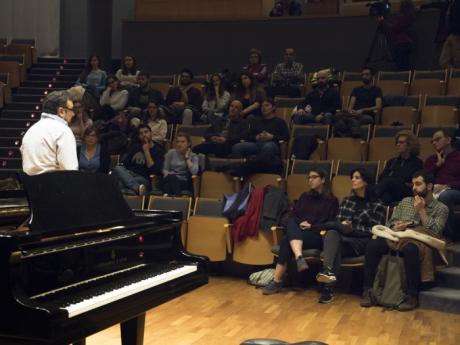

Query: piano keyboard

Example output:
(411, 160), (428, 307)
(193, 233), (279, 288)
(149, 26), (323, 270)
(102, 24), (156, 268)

(61, 264), (197, 318)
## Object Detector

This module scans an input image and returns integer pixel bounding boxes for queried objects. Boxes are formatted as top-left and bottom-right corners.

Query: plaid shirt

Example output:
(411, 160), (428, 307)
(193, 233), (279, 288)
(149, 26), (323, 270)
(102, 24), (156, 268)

(271, 61), (304, 87)
(387, 196), (449, 237)
(337, 196), (386, 233)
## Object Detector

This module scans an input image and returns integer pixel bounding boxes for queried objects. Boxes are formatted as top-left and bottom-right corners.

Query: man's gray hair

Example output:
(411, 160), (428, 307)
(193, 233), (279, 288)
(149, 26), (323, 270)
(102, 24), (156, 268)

(42, 90), (70, 115)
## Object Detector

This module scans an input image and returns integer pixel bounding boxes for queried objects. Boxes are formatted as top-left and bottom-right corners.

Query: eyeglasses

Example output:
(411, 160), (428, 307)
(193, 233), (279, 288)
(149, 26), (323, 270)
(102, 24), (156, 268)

(308, 175), (321, 180)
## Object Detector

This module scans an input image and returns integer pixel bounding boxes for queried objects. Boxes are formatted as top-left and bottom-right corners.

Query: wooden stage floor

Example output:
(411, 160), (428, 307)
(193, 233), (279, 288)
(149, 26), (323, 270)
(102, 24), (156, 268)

(87, 276), (460, 345)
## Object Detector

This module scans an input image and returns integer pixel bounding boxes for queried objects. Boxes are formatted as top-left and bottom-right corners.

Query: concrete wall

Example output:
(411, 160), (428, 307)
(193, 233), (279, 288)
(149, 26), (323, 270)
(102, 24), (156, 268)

(122, 10), (441, 75)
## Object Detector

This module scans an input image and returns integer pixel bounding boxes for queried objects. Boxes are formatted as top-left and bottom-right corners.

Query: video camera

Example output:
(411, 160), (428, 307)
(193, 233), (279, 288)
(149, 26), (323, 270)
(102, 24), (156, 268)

(366, 0), (391, 18)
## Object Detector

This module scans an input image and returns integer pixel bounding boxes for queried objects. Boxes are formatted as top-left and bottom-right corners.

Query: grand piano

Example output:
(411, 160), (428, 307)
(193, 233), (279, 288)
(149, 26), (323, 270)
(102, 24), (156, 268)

(0, 171), (208, 345)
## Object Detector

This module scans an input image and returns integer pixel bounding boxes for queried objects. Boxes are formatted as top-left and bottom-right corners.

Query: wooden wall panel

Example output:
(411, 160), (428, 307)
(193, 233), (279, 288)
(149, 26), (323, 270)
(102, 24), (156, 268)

(135, 0), (263, 20)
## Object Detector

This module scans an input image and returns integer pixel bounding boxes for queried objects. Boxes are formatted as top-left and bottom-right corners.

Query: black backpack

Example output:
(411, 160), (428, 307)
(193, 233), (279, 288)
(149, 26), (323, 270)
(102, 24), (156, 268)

(222, 182), (252, 222)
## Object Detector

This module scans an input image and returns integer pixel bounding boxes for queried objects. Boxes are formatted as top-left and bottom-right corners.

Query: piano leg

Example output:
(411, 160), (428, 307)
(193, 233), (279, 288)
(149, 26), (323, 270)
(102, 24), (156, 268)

(120, 313), (145, 345)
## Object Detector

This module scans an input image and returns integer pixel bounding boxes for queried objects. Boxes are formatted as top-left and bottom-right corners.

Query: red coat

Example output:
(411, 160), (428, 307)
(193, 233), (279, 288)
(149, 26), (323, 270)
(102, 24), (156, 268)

(232, 187), (265, 242)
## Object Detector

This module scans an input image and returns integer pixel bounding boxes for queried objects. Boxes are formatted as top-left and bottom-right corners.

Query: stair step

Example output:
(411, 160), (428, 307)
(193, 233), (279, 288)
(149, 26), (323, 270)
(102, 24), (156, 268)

(0, 147), (21, 158)
(0, 137), (21, 147)
(0, 128), (26, 137)
(37, 57), (86, 64)
(29, 68), (81, 76)
(435, 267), (460, 289)
(17, 87), (66, 95)
(447, 243), (460, 267)
(3, 102), (41, 111)
(0, 118), (38, 128)
(419, 286), (460, 314)
(32, 62), (84, 70)
(0, 158), (22, 169)
(21, 80), (74, 88)
(27, 74), (77, 82)
(1, 110), (40, 119)
(13, 94), (45, 103)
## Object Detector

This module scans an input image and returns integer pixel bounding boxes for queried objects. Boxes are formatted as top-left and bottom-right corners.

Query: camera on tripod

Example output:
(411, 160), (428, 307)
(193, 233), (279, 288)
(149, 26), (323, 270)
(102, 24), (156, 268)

(366, 0), (391, 18)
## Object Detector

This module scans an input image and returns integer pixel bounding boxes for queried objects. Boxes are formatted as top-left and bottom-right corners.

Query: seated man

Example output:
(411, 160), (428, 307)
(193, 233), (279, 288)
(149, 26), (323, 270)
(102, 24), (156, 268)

(425, 128), (460, 240)
(292, 69), (340, 125)
(361, 171), (449, 311)
(231, 98), (289, 159)
(113, 124), (164, 195)
(126, 72), (164, 115)
(163, 68), (203, 125)
(267, 48), (304, 98)
(334, 66), (382, 130)
(193, 100), (250, 158)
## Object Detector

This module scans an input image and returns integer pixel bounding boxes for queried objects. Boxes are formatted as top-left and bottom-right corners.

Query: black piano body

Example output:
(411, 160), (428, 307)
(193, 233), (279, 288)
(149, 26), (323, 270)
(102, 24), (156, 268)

(0, 172), (208, 345)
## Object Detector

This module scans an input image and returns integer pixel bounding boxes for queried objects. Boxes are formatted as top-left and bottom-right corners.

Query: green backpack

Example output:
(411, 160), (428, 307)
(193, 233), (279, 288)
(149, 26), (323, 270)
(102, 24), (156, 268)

(371, 254), (407, 310)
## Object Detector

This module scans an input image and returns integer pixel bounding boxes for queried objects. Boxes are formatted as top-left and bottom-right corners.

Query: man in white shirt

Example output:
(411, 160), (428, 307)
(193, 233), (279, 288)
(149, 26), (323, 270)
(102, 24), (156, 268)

(21, 90), (78, 175)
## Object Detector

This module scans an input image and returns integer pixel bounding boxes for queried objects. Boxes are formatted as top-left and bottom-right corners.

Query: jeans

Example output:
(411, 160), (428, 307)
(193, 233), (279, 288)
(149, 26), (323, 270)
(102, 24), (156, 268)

(437, 188), (460, 239)
(114, 165), (149, 193)
(363, 237), (420, 297)
(231, 141), (279, 158)
(277, 218), (323, 265)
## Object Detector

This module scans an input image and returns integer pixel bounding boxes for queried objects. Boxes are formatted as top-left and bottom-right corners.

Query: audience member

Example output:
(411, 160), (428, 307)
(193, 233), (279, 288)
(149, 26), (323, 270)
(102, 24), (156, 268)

(69, 101), (93, 146)
(98, 75), (129, 121)
(143, 101), (168, 144)
(262, 168), (339, 295)
(425, 128), (460, 240)
(21, 91), (78, 175)
(233, 72), (265, 118)
(164, 68), (203, 124)
(76, 55), (107, 97)
(268, 48), (304, 98)
(113, 124), (164, 195)
(361, 171), (448, 311)
(162, 133), (199, 196)
(201, 73), (231, 123)
(375, 130), (423, 205)
(77, 126), (110, 174)
(115, 55), (140, 88)
(193, 100), (250, 157)
(243, 48), (269, 86)
(126, 72), (164, 115)
(345, 66), (382, 125)
(231, 98), (289, 158)
(439, 0), (460, 68)
(316, 168), (386, 303)
(292, 69), (340, 125)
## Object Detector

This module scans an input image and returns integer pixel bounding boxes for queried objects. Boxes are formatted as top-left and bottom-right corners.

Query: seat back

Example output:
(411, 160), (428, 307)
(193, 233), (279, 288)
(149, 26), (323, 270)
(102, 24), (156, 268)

(147, 196), (192, 221)
(336, 160), (380, 183)
(416, 125), (458, 138)
(246, 173), (283, 189)
(373, 125), (413, 138)
(340, 71), (365, 99)
(327, 138), (367, 161)
(381, 106), (418, 126)
(199, 171), (240, 199)
(368, 138), (396, 162)
(286, 174), (310, 202)
(410, 70), (447, 96)
(123, 195), (145, 210)
(194, 197), (224, 216)
(418, 137), (435, 162)
(377, 71), (411, 96)
(290, 159), (333, 178)
(232, 231), (275, 265)
(331, 175), (351, 203)
(175, 124), (210, 147)
(447, 69), (460, 96)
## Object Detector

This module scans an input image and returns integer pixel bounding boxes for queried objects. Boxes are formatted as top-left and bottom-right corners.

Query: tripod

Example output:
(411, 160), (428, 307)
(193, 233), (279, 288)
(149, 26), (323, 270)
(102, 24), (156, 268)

(365, 24), (394, 70)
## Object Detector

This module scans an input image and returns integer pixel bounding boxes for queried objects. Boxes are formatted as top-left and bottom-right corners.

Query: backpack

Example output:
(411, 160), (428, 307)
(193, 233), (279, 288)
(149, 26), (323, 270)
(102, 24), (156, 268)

(222, 182), (252, 222)
(370, 254), (407, 310)
(248, 268), (275, 287)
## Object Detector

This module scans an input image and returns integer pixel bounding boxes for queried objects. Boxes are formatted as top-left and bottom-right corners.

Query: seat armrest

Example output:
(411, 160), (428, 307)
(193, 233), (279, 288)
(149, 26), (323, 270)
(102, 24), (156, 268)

(270, 226), (284, 246)
(192, 175), (200, 198)
(224, 224), (233, 253)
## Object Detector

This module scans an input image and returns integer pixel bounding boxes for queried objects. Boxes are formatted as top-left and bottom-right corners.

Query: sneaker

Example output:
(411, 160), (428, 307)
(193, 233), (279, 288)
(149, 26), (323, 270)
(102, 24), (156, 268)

(398, 295), (418, 312)
(262, 280), (283, 295)
(138, 184), (146, 196)
(360, 288), (373, 308)
(296, 256), (309, 272)
(316, 268), (337, 284)
(318, 286), (334, 304)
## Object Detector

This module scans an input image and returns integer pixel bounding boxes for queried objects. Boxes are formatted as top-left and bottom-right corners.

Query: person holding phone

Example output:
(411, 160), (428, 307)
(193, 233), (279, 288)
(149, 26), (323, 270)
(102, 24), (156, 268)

(161, 133), (199, 196)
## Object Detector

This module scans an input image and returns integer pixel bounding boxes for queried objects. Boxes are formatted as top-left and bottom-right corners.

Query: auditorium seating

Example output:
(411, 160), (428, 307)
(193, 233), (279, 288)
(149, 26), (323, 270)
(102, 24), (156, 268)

(447, 69), (460, 96)
(197, 170), (240, 199)
(339, 71), (366, 99)
(420, 95), (460, 126)
(380, 95), (420, 126)
(376, 70), (411, 96)
(0, 54), (26, 88)
(367, 125), (413, 162)
(175, 124), (210, 147)
(409, 69), (448, 96)
(149, 74), (175, 97)
(0, 73), (12, 106)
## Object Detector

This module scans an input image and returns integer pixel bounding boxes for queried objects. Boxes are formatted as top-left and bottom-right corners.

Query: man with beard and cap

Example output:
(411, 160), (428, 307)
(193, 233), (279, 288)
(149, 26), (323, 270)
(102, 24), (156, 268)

(346, 66), (382, 126)
(292, 69), (340, 125)
(163, 68), (203, 125)
(360, 170), (448, 311)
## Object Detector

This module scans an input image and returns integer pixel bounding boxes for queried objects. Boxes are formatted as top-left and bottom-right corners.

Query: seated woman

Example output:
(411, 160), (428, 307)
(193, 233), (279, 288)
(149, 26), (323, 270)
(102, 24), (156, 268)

(98, 75), (129, 121)
(262, 168), (339, 295)
(161, 133), (199, 196)
(201, 73), (231, 124)
(233, 72), (265, 119)
(316, 168), (386, 303)
(115, 55), (140, 88)
(375, 130), (423, 205)
(69, 101), (93, 147)
(243, 48), (269, 87)
(77, 126), (110, 174)
(76, 55), (107, 97)
(143, 101), (167, 144)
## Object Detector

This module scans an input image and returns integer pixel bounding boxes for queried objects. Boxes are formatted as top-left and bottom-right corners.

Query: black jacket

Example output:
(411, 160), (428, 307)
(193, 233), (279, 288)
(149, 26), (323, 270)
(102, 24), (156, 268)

(379, 154), (423, 183)
(204, 117), (250, 146)
(298, 86), (340, 115)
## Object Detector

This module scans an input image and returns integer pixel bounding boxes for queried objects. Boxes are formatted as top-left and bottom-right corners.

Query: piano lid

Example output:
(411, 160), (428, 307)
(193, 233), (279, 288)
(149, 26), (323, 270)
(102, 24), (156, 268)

(21, 171), (135, 235)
